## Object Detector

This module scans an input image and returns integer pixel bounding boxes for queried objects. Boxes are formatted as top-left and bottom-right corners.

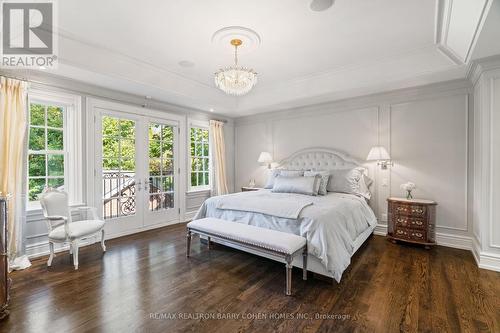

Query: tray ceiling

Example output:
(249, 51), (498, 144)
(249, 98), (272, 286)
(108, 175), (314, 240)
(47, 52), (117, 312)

(17, 0), (497, 116)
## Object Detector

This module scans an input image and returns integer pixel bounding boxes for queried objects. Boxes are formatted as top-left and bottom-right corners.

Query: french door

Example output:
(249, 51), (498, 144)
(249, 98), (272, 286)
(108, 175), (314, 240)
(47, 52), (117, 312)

(95, 109), (180, 236)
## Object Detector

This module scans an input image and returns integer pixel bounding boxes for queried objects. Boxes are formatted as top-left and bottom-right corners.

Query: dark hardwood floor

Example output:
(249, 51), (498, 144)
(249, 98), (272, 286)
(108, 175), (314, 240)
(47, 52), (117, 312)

(1, 223), (499, 333)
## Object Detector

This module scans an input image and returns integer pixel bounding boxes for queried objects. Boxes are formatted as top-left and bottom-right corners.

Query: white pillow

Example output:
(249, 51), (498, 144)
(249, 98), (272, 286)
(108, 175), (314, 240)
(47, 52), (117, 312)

(272, 176), (317, 196)
(312, 175), (321, 196)
(264, 169), (280, 189)
(304, 170), (330, 195)
(358, 174), (372, 200)
(264, 169), (305, 189)
(327, 168), (364, 195)
(363, 174), (374, 188)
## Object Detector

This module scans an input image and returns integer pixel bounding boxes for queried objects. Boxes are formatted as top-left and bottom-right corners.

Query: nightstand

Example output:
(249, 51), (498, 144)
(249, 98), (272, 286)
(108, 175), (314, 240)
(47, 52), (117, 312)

(387, 197), (437, 249)
(241, 187), (262, 192)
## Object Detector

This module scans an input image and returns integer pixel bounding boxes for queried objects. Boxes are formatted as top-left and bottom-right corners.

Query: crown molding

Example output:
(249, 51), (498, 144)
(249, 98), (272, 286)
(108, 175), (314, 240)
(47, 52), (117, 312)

(256, 45), (439, 90)
(54, 29), (238, 112)
(57, 28), (213, 89)
(0, 67), (234, 122)
(235, 63), (468, 116)
(467, 54), (500, 87)
(18, 2), (490, 117)
(235, 78), (471, 126)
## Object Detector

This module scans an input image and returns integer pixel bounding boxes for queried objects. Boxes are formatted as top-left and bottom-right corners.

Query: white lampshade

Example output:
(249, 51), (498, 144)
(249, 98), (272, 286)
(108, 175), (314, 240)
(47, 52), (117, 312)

(257, 151), (273, 164)
(366, 146), (391, 161)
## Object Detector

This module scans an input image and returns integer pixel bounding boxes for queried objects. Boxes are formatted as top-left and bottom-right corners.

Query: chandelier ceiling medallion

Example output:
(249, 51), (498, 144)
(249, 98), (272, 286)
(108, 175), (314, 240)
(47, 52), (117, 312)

(214, 38), (257, 96)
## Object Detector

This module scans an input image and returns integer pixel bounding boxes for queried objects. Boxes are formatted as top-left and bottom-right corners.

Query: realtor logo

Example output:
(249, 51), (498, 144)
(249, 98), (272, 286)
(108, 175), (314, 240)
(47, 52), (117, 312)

(1, 1), (58, 68)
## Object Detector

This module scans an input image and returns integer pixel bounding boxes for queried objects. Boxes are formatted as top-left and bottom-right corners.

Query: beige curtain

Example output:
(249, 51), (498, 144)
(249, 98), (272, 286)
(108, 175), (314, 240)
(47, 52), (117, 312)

(209, 120), (229, 195)
(0, 76), (31, 270)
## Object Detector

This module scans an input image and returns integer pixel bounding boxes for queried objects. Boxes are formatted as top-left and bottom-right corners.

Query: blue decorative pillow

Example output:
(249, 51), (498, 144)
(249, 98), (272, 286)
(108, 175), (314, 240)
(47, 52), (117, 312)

(272, 176), (317, 196)
(304, 170), (330, 195)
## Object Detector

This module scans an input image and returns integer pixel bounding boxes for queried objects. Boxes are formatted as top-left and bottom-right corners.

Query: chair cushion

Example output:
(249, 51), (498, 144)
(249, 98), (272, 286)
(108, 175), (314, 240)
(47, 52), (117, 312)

(187, 218), (306, 255)
(48, 220), (105, 240)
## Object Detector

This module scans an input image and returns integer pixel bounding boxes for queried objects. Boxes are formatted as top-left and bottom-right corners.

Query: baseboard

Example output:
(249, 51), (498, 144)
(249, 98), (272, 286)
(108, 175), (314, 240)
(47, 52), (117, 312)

(471, 236), (500, 272)
(435, 232), (472, 250)
(472, 235), (481, 265)
(26, 236), (97, 259)
(104, 219), (180, 241)
(477, 252), (500, 272)
(373, 223), (387, 236)
(26, 219), (184, 259)
(184, 211), (198, 221)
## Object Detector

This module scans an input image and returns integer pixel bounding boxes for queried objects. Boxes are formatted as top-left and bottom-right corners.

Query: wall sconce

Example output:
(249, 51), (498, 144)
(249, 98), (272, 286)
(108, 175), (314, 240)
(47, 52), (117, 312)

(366, 146), (393, 169)
(257, 151), (273, 169)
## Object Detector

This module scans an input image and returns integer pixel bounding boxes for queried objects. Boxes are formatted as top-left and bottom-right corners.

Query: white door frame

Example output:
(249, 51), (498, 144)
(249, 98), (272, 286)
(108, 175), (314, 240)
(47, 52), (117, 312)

(86, 98), (187, 240)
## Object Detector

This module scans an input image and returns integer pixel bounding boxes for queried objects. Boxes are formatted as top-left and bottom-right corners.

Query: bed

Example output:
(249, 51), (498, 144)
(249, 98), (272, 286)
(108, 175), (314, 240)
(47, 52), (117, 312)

(193, 148), (378, 282)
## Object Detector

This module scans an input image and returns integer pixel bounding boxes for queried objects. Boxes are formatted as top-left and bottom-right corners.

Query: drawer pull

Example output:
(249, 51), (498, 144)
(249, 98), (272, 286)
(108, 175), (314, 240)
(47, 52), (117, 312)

(396, 230), (404, 235)
(397, 217), (406, 223)
(411, 208), (424, 214)
(413, 232), (423, 238)
(396, 207), (406, 212)
(415, 220), (423, 226)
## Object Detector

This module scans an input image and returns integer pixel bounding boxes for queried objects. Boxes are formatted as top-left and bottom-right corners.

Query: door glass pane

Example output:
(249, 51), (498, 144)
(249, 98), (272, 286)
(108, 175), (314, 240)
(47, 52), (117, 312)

(148, 123), (175, 211)
(101, 116), (137, 219)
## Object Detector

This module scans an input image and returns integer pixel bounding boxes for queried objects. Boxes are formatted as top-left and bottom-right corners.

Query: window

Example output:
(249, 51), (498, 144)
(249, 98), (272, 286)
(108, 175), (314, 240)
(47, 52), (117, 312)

(189, 126), (210, 190)
(27, 90), (82, 209)
(28, 102), (65, 201)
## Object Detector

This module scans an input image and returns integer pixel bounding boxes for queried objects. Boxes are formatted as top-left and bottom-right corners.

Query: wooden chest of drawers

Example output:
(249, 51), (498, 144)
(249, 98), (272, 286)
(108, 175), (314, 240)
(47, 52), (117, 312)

(387, 197), (437, 249)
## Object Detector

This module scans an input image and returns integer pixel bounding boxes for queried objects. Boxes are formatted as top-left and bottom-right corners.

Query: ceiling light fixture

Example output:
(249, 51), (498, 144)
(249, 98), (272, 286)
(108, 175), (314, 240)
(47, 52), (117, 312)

(214, 39), (257, 96)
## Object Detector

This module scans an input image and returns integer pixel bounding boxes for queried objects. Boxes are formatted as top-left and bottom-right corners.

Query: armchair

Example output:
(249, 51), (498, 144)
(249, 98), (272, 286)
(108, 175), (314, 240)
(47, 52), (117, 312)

(40, 188), (106, 270)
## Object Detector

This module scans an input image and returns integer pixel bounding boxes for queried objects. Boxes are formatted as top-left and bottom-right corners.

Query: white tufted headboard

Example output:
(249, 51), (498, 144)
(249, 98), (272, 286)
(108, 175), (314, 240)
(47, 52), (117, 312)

(278, 147), (368, 175)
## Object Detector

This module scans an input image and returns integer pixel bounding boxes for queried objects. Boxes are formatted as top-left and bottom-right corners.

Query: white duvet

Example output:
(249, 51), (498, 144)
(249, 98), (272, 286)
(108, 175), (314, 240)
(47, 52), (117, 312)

(193, 189), (377, 282)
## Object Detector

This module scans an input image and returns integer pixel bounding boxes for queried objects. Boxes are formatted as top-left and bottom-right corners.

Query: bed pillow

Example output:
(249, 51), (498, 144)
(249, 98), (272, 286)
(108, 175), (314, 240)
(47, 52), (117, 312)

(326, 168), (365, 195)
(358, 174), (372, 200)
(312, 175), (321, 196)
(264, 169), (281, 189)
(304, 170), (330, 195)
(279, 169), (304, 177)
(272, 176), (317, 196)
(264, 169), (305, 189)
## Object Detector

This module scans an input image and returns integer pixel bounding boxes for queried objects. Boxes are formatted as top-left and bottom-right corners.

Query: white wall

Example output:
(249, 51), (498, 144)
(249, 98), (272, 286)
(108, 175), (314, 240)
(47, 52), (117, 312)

(235, 79), (473, 245)
(470, 55), (500, 271)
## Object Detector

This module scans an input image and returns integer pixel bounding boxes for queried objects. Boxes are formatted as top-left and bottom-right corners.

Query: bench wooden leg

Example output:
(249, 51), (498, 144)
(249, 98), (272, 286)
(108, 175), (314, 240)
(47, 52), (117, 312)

(302, 246), (308, 281)
(285, 256), (292, 296)
(186, 230), (192, 257)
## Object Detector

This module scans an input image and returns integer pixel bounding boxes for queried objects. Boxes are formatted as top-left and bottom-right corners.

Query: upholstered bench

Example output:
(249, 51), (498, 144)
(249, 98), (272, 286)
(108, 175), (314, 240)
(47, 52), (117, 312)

(186, 218), (307, 296)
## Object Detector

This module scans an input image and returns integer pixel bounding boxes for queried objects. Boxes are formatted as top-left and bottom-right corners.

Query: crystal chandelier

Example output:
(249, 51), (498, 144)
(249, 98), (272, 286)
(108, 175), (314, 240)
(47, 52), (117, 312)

(214, 39), (257, 96)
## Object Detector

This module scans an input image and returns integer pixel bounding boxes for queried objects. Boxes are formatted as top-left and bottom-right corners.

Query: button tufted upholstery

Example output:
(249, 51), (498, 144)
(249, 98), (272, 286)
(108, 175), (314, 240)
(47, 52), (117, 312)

(279, 150), (365, 173)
